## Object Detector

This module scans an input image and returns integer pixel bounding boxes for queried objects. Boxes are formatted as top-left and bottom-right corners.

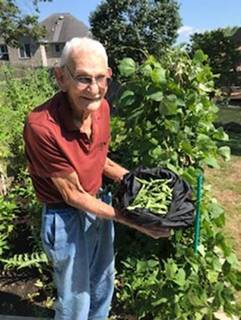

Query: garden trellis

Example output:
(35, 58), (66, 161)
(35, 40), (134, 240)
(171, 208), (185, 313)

(194, 174), (203, 254)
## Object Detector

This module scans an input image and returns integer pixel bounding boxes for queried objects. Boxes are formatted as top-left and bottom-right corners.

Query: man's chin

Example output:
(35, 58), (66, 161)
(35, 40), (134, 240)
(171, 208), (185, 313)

(81, 98), (102, 112)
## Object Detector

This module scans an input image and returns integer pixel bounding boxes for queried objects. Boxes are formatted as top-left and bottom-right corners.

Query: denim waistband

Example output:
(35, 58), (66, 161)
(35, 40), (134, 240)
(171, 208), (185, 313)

(43, 203), (100, 225)
(45, 202), (75, 210)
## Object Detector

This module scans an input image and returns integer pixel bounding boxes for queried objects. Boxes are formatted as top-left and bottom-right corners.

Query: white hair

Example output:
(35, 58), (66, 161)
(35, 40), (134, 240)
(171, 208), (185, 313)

(60, 37), (108, 67)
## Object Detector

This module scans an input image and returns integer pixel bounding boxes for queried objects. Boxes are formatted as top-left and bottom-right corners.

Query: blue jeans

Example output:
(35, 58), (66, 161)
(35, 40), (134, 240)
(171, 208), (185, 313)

(41, 206), (115, 320)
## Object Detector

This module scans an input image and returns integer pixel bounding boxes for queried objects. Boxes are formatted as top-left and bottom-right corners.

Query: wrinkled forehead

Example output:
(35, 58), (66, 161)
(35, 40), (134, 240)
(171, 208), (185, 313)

(68, 48), (108, 71)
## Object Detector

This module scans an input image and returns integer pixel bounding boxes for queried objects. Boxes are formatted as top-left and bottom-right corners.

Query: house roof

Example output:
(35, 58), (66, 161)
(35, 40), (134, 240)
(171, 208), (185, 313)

(40, 13), (90, 43)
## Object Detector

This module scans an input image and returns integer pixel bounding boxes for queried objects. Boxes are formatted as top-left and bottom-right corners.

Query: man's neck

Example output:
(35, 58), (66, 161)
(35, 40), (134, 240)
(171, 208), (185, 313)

(73, 112), (92, 138)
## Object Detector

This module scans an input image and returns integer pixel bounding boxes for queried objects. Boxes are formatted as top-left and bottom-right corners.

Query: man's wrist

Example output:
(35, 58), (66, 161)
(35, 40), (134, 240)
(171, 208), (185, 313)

(113, 208), (124, 222)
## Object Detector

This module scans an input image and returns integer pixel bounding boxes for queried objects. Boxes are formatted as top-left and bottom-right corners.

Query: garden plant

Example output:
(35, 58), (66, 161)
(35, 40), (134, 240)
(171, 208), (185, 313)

(0, 48), (240, 319)
(110, 49), (241, 319)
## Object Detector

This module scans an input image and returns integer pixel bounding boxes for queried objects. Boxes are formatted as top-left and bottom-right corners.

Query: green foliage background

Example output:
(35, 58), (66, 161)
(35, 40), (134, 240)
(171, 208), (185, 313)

(90, 0), (181, 73)
(0, 0), (49, 46)
(1, 1), (240, 318)
(0, 51), (240, 319)
(188, 28), (241, 90)
(0, 66), (55, 281)
(110, 50), (241, 319)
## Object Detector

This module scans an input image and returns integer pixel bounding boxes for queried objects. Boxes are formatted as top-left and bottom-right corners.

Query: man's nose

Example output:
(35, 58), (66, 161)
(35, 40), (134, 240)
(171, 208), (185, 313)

(88, 81), (100, 93)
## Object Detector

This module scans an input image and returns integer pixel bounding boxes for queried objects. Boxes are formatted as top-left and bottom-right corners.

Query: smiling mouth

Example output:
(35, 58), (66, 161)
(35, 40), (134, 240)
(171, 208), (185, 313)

(81, 96), (101, 102)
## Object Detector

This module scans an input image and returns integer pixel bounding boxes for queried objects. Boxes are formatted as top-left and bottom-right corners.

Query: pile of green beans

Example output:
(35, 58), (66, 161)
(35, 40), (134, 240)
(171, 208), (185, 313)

(127, 177), (173, 215)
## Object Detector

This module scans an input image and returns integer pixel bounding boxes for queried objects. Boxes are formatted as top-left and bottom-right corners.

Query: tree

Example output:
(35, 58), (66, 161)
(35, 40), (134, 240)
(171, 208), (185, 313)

(89, 0), (181, 73)
(188, 28), (241, 90)
(0, 0), (50, 46)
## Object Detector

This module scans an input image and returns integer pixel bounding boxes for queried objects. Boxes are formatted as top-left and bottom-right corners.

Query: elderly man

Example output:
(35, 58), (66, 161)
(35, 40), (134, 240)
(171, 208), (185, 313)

(23, 37), (167, 320)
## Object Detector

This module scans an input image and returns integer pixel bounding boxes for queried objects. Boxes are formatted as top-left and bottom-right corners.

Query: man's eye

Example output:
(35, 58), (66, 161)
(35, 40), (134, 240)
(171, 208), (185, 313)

(96, 76), (106, 82)
(76, 77), (91, 84)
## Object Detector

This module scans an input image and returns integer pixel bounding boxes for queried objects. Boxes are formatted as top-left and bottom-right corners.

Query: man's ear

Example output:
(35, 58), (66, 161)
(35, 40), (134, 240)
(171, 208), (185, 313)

(54, 66), (68, 92)
(107, 67), (112, 78)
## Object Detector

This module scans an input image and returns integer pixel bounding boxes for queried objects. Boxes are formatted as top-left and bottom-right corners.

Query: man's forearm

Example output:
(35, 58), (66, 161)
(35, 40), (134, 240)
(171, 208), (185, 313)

(51, 171), (169, 239)
(67, 192), (168, 239)
(103, 157), (129, 182)
(69, 190), (119, 219)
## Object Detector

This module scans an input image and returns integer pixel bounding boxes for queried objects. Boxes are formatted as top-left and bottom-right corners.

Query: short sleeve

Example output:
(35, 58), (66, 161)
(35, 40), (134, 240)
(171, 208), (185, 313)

(23, 122), (74, 178)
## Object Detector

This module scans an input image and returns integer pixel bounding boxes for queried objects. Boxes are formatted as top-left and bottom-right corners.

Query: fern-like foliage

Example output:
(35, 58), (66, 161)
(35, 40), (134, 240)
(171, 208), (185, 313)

(0, 251), (49, 272)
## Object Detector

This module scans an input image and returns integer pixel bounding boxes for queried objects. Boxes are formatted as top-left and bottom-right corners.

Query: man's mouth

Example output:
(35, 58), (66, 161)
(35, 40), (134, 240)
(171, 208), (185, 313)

(81, 96), (101, 102)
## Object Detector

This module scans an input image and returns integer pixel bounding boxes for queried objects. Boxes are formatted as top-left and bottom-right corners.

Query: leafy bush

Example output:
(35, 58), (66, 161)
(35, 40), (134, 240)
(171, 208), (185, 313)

(111, 50), (241, 319)
(0, 55), (240, 319)
(0, 193), (16, 256)
(0, 169), (48, 268)
(0, 66), (55, 275)
(0, 66), (56, 175)
(0, 168), (54, 312)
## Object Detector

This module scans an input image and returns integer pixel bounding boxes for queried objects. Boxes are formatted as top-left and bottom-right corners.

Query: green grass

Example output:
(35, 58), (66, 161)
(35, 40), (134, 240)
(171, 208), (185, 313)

(217, 106), (241, 124)
(206, 103), (241, 260)
(216, 106), (241, 156)
(206, 106), (241, 298)
(206, 156), (241, 262)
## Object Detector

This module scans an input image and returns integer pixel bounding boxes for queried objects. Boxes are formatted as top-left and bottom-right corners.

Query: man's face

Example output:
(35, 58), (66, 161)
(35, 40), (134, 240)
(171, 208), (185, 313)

(62, 49), (110, 118)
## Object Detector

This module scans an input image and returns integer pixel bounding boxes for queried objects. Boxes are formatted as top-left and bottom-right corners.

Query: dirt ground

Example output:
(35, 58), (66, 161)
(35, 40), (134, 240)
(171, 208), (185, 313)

(0, 270), (54, 318)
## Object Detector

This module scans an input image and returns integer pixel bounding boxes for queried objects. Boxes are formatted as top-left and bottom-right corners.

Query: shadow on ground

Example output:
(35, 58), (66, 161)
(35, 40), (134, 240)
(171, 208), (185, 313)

(0, 291), (54, 318)
(226, 131), (241, 156)
(215, 122), (241, 156)
(0, 271), (54, 318)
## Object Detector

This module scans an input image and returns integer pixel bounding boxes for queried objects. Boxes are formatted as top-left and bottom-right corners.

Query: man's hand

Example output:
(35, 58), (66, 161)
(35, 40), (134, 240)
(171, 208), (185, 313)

(130, 224), (170, 239)
(103, 157), (129, 183)
(114, 209), (170, 239)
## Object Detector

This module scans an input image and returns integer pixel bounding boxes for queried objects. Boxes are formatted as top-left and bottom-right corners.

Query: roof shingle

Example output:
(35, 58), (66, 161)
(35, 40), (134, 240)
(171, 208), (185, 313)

(40, 13), (90, 43)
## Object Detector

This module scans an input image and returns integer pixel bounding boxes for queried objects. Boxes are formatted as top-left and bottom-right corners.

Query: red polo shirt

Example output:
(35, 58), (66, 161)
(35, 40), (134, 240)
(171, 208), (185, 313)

(23, 91), (110, 203)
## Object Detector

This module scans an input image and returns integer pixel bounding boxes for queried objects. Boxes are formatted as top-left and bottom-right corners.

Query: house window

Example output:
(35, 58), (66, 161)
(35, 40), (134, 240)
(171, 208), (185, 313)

(0, 45), (9, 60)
(55, 44), (61, 53)
(19, 43), (31, 58)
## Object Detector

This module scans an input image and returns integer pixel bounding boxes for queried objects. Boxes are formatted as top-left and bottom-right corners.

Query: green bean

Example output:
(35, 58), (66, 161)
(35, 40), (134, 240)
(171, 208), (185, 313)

(127, 177), (173, 215)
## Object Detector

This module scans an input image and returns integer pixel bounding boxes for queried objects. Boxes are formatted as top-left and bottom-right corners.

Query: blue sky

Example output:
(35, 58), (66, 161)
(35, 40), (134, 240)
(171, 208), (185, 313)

(178, 0), (241, 43)
(19, 0), (241, 43)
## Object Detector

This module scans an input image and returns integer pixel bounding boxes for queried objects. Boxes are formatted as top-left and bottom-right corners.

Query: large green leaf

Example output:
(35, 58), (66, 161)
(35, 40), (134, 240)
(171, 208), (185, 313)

(213, 127), (229, 141)
(119, 90), (135, 107)
(205, 156), (220, 168)
(165, 259), (178, 279)
(187, 290), (207, 307)
(118, 58), (136, 76)
(180, 141), (193, 155)
(147, 91), (163, 102)
(174, 268), (186, 287)
(151, 67), (166, 85)
(160, 94), (178, 115)
(218, 146), (231, 161)
(193, 49), (208, 64)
